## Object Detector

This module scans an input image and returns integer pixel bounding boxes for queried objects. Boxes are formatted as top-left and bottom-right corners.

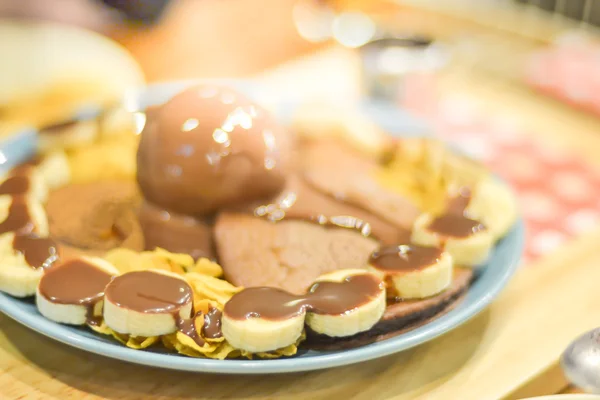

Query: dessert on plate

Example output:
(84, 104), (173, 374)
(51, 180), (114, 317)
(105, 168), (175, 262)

(0, 84), (518, 358)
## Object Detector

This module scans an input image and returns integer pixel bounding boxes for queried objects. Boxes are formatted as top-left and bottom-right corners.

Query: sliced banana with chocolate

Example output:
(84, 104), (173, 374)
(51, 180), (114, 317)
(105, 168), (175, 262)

(0, 195), (48, 237)
(0, 232), (60, 297)
(36, 257), (118, 325)
(222, 269), (386, 353)
(304, 269), (386, 338)
(221, 287), (307, 353)
(411, 212), (494, 267)
(103, 270), (194, 337)
(369, 245), (453, 299)
(0, 168), (47, 202)
(463, 179), (518, 240)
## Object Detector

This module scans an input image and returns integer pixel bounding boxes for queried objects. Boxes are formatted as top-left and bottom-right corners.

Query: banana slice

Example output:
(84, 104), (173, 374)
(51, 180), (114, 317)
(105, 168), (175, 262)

(0, 169), (47, 203)
(0, 231), (59, 297)
(411, 212), (494, 267)
(369, 245), (453, 299)
(305, 269), (386, 338)
(36, 257), (118, 325)
(104, 269), (194, 337)
(222, 287), (307, 353)
(0, 195), (48, 236)
(465, 178), (518, 240)
(222, 269), (386, 351)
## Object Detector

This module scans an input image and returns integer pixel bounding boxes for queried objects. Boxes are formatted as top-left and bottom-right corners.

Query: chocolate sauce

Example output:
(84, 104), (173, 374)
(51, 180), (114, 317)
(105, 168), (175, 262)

(371, 245), (443, 273)
(13, 233), (59, 269)
(0, 197), (35, 235)
(104, 270), (193, 313)
(11, 156), (44, 177)
(176, 314), (205, 347)
(203, 307), (223, 339)
(38, 259), (114, 324)
(175, 307), (223, 346)
(224, 274), (383, 321)
(427, 213), (485, 238)
(250, 175), (416, 242)
(0, 175), (30, 196)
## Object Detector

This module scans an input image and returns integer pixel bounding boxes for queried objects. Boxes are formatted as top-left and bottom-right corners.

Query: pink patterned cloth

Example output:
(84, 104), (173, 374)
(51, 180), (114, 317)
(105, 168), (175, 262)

(402, 87), (600, 264)
(525, 39), (600, 115)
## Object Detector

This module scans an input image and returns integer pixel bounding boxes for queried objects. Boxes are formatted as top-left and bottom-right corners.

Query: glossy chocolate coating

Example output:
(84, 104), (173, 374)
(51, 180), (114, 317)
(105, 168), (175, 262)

(0, 197), (35, 235)
(38, 259), (113, 306)
(427, 213), (485, 238)
(203, 307), (222, 339)
(104, 270), (193, 314)
(370, 245), (443, 273)
(0, 175), (30, 196)
(137, 85), (292, 216)
(224, 274), (383, 321)
(13, 233), (59, 269)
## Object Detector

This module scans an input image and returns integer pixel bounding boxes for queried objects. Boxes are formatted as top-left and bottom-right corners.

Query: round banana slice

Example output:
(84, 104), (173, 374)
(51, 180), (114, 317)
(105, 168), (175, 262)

(0, 169), (48, 203)
(222, 287), (307, 353)
(369, 245), (453, 299)
(465, 178), (518, 240)
(305, 269), (386, 338)
(36, 257), (118, 325)
(0, 195), (48, 237)
(222, 269), (386, 351)
(104, 269), (194, 337)
(411, 212), (494, 267)
(0, 232), (60, 297)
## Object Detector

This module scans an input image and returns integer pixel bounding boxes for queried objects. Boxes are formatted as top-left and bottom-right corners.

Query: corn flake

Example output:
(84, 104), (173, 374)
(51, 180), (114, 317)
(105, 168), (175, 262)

(89, 321), (159, 349)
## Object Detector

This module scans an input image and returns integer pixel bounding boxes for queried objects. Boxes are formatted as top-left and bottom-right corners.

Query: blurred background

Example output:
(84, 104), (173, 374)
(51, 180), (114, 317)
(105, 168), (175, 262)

(2, 0), (600, 266)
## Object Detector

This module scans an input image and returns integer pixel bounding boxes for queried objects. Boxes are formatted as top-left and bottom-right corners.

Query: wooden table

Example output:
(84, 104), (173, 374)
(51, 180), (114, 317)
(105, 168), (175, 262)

(3, 2), (600, 396)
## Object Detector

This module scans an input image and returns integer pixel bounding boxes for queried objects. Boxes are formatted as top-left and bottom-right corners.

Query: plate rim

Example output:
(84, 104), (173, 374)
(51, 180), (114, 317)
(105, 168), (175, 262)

(0, 81), (524, 374)
(0, 220), (524, 374)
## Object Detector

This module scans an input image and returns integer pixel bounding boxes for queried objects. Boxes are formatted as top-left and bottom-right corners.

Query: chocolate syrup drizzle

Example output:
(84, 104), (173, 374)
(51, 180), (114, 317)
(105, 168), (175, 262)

(0, 197), (35, 235)
(224, 274), (383, 321)
(0, 175), (30, 196)
(370, 245), (443, 273)
(13, 233), (59, 269)
(175, 307), (223, 346)
(427, 213), (485, 238)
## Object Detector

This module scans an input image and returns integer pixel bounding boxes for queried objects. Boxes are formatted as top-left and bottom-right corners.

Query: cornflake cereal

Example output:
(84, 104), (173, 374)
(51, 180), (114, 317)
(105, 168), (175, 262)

(97, 248), (302, 359)
(89, 322), (160, 349)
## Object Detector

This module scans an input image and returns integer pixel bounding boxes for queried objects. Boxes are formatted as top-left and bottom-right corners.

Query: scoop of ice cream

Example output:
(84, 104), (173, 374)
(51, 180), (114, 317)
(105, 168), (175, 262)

(46, 181), (144, 256)
(137, 84), (293, 216)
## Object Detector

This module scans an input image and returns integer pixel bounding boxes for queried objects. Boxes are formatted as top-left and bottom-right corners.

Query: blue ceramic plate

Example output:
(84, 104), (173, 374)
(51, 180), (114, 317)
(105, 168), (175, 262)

(0, 82), (524, 374)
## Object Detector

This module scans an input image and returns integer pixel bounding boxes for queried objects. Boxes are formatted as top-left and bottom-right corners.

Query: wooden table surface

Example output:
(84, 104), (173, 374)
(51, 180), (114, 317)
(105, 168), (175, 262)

(3, 3), (600, 398)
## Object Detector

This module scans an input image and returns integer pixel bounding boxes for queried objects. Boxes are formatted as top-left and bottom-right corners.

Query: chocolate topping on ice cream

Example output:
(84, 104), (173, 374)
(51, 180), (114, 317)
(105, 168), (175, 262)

(137, 84), (293, 216)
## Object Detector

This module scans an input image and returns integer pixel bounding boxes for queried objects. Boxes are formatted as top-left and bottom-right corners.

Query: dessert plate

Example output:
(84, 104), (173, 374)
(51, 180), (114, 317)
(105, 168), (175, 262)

(0, 82), (524, 374)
